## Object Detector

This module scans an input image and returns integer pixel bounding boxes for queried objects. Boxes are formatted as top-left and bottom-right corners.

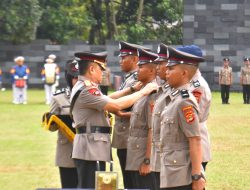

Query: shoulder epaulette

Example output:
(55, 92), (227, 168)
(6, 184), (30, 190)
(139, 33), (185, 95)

(133, 72), (138, 80)
(171, 89), (179, 97)
(164, 84), (170, 89)
(53, 88), (65, 96)
(180, 89), (189, 98)
(193, 80), (200, 88)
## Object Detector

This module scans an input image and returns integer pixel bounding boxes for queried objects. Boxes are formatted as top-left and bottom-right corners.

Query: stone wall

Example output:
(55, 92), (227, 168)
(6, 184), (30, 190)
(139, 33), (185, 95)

(184, 0), (250, 91)
(0, 40), (156, 88)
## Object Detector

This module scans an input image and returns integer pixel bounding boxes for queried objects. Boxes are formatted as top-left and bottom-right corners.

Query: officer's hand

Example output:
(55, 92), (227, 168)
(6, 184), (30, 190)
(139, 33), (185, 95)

(139, 163), (150, 176)
(132, 81), (143, 91)
(192, 178), (206, 190)
(141, 82), (159, 96)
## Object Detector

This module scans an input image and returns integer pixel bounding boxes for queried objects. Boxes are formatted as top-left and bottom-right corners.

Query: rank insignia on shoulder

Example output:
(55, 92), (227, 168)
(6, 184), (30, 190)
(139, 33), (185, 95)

(181, 89), (189, 98)
(133, 72), (138, 80)
(164, 84), (170, 89)
(84, 80), (92, 87)
(193, 80), (200, 88)
(88, 88), (101, 96)
(182, 105), (195, 123)
(171, 89), (179, 97)
(53, 88), (65, 96)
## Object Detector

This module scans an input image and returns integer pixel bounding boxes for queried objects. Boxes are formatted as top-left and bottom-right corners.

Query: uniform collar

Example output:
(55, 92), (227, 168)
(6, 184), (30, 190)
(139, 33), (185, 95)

(78, 75), (98, 87)
(191, 70), (201, 82)
(125, 69), (137, 79)
(160, 82), (170, 92)
(169, 83), (189, 100)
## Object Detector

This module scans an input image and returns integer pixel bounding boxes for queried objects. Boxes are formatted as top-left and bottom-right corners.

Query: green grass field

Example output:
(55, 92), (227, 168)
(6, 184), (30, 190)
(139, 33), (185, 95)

(0, 89), (250, 190)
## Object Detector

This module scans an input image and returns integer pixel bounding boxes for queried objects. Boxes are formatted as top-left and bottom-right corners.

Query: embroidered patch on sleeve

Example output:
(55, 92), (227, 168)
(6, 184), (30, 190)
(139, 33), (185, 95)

(192, 90), (202, 104)
(182, 105), (195, 123)
(88, 88), (101, 96)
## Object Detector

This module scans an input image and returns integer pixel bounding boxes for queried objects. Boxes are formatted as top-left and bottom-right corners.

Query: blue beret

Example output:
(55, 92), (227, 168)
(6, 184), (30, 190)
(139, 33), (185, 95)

(166, 45), (205, 67)
(176, 45), (203, 57)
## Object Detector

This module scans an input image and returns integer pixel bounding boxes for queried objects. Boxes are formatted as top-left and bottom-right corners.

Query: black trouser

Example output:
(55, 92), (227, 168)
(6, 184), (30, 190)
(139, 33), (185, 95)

(243, 85), (250, 103)
(161, 184), (192, 190)
(221, 85), (230, 103)
(117, 149), (134, 188)
(100, 85), (109, 95)
(59, 167), (78, 188)
(152, 172), (161, 190)
(131, 171), (155, 190)
(74, 159), (105, 188)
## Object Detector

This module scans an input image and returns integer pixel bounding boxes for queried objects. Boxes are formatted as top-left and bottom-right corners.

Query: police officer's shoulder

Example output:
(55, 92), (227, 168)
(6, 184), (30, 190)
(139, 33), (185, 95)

(192, 80), (200, 88)
(53, 88), (66, 96)
(133, 72), (138, 80)
(180, 89), (190, 99)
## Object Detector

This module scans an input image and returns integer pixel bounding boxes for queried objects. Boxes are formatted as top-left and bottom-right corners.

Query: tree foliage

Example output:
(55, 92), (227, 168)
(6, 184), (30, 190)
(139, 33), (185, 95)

(0, 0), (42, 44)
(0, 0), (183, 45)
(36, 0), (89, 44)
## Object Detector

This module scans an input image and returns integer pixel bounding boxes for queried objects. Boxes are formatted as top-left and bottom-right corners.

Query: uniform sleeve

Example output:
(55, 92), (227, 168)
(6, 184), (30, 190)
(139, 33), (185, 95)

(147, 94), (156, 129)
(192, 84), (211, 122)
(50, 97), (61, 114)
(78, 87), (110, 111)
(177, 99), (200, 138)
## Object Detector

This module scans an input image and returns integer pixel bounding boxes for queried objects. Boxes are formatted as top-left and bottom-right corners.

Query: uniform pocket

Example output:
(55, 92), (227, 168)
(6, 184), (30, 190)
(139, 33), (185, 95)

(163, 150), (189, 166)
(161, 117), (175, 135)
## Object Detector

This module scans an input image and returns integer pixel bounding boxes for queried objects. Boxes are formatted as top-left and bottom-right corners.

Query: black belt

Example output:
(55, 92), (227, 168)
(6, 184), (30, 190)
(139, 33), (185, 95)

(76, 126), (111, 134)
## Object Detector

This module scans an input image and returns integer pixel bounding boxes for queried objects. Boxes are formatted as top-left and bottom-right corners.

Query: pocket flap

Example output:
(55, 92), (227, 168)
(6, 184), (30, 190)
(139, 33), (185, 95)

(164, 150), (189, 166)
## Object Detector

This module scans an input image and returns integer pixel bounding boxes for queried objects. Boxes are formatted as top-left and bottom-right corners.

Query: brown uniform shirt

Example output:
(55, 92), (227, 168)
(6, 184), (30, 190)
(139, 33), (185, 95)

(240, 65), (250, 85)
(160, 85), (200, 188)
(71, 76), (111, 162)
(126, 80), (157, 171)
(112, 70), (137, 149)
(219, 66), (232, 85)
(50, 89), (75, 168)
(190, 70), (212, 162)
(150, 82), (171, 172)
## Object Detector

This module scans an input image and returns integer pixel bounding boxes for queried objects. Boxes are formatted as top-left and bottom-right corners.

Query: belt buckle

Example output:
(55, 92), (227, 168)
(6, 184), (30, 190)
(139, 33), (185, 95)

(95, 171), (118, 190)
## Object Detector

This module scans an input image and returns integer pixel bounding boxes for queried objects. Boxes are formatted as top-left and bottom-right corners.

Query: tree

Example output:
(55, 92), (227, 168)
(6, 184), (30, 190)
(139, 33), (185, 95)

(36, 0), (90, 44)
(0, 0), (42, 44)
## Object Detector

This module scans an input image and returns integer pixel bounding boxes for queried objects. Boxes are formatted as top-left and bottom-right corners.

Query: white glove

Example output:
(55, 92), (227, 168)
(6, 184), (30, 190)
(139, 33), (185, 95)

(23, 76), (28, 80)
(56, 75), (60, 80)
(14, 75), (19, 79)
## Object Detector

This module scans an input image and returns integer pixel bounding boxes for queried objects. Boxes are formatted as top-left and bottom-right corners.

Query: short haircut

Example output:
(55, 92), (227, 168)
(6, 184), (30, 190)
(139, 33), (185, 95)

(78, 60), (91, 75)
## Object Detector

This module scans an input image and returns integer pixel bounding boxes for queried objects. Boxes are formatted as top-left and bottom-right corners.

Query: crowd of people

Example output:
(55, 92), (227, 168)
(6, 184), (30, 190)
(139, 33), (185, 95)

(1, 41), (248, 190)
(42, 41), (211, 190)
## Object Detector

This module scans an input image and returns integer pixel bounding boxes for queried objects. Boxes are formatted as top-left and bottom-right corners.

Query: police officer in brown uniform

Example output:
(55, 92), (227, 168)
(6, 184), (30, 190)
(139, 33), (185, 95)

(150, 43), (171, 190)
(176, 45), (212, 171)
(240, 57), (250, 104)
(160, 46), (205, 190)
(48, 60), (79, 188)
(125, 48), (158, 190)
(111, 41), (150, 189)
(219, 58), (232, 104)
(70, 51), (158, 188)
